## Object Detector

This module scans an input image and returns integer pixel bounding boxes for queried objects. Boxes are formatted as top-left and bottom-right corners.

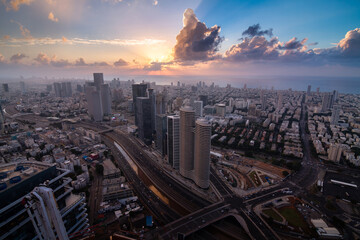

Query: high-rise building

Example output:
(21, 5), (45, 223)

(156, 114), (167, 156)
(0, 161), (89, 240)
(132, 83), (147, 124)
(260, 90), (266, 111)
(307, 85), (311, 95)
(167, 115), (180, 169)
(93, 73), (104, 90)
(193, 101), (203, 118)
(46, 84), (52, 92)
(321, 93), (333, 112)
(100, 84), (111, 116)
(215, 104), (226, 117)
(0, 104), (4, 134)
(148, 89), (156, 131)
(136, 97), (153, 144)
(54, 82), (61, 97)
(199, 95), (208, 106)
(316, 87), (320, 94)
(331, 90), (338, 106)
(328, 144), (343, 162)
(85, 86), (103, 121)
(53, 82), (72, 97)
(194, 118), (211, 188)
(2, 84), (9, 93)
(277, 92), (283, 110)
(156, 93), (166, 114)
(330, 105), (340, 125)
(20, 81), (25, 93)
(179, 106), (195, 179)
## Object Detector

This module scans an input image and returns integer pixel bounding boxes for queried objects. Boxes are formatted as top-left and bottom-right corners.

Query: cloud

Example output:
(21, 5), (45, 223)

(225, 36), (280, 61)
(173, 8), (223, 61)
(2, 0), (33, 11)
(10, 20), (32, 39)
(0, 37), (165, 46)
(48, 12), (59, 22)
(242, 24), (273, 37)
(34, 53), (51, 64)
(114, 58), (128, 67)
(280, 37), (307, 50)
(308, 42), (318, 46)
(153, 0), (158, 6)
(51, 59), (70, 67)
(3, 35), (11, 40)
(337, 28), (360, 57)
(143, 62), (163, 71)
(0, 53), (5, 63)
(74, 57), (109, 67)
(10, 53), (27, 63)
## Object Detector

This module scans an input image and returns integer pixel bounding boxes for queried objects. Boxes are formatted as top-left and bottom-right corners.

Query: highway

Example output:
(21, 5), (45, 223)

(105, 131), (211, 214)
(103, 136), (179, 224)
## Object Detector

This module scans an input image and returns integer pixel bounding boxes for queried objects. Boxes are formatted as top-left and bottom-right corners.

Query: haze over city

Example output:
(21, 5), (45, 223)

(0, 1), (360, 240)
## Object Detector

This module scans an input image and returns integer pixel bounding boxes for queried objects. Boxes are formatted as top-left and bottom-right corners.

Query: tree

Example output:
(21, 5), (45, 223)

(282, 171), (289, 177)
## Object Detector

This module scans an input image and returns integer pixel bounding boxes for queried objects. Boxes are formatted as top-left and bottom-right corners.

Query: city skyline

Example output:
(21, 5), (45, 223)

(0, 0), (360, 80)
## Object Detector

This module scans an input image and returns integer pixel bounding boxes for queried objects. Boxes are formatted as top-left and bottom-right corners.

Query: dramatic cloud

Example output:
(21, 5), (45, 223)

(2, 0), (33, 11)
(225, 36), (280, 61)
(173, 8), (223, 61)
(10, 20), (32, 39)
(153, 0), (158, 6)
(242, 24), (273, 37)
(114, 58), (128, 67)
(280, 37), (307, 50)
(337, 28), (360, 57)
(225, 26), (360, 66)
(10, 53), (27, 63)
(48, 12), (59, 22)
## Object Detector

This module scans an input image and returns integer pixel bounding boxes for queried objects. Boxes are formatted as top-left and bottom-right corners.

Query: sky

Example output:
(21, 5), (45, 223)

(0, 0), (360, 81)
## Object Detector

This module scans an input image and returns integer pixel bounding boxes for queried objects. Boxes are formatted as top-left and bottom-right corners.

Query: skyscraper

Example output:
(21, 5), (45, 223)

(167, 115), (180, 169)
(321, 93), (332, 112)
(0, 104), (4, 134)
(260, 90), (266, 111)
(54, 82), (62, 97)
(331, 105), (340, 125)
(156, 114), (167, 156)
(0, 161), (88, 240)
(136, 97), (153, 144)
(277, 92), (283, 110)
(307, 85), (311, 95)
(20, 81), (25, 93)
(199, 95), (208, 106)
(100, 84), (111, 116)
(193, 101), (203, 118)
(132, 83), (147, 125)
(93, 73), (104, 90)
(194, 118), (211, 188)
(85, 86), (103, 121)
(179, 106), (195, 179)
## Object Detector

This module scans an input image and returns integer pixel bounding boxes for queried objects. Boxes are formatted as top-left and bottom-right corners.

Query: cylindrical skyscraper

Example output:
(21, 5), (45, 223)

(180, 106), (195, 179)
(194, 118), (211, 188)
